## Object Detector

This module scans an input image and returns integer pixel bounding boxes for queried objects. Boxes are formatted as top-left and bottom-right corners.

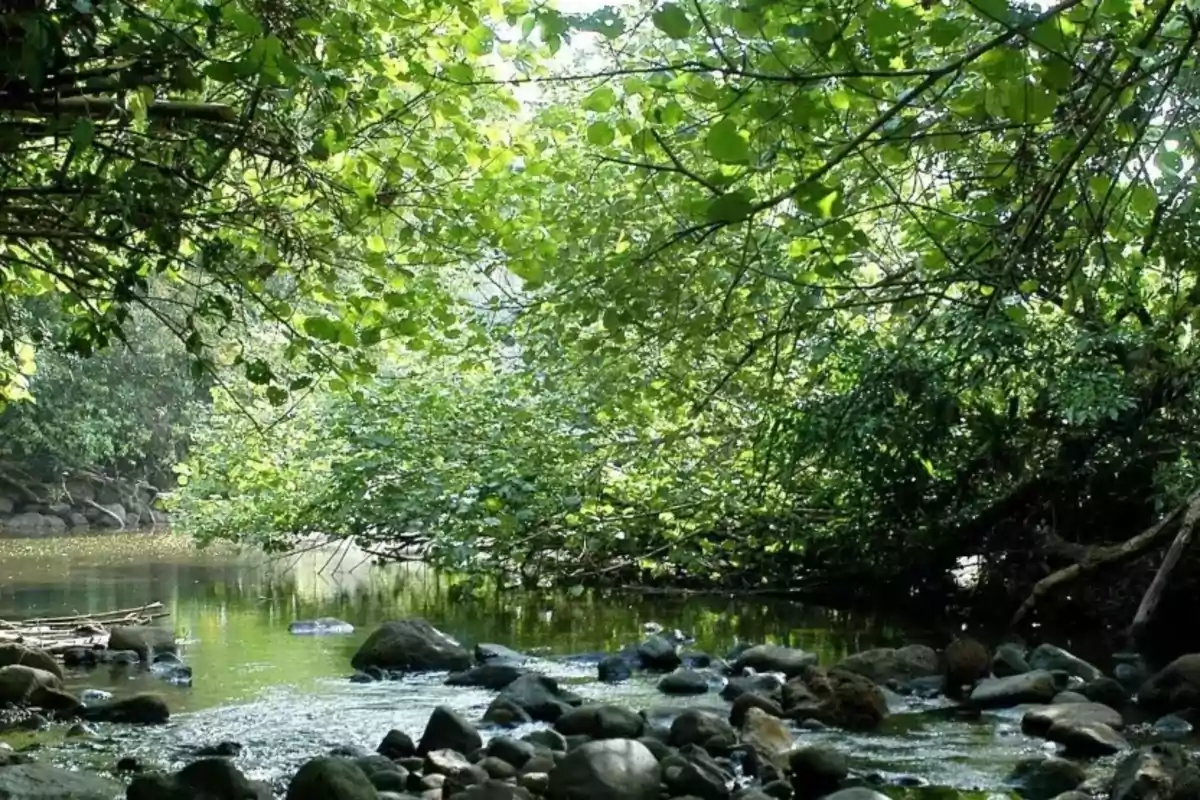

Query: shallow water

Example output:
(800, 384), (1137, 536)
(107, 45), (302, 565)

(0, 533), (1128, 794)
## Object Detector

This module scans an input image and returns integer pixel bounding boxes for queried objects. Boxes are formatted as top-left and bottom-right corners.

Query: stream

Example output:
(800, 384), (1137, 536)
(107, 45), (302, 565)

(0, 533), (1153, 797)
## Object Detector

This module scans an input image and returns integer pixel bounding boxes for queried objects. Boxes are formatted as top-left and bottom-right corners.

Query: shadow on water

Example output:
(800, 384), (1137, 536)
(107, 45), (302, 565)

(0, 533), (1104, 793)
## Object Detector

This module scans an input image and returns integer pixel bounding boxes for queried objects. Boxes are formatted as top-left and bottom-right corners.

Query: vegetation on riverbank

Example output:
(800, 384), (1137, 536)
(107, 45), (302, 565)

(4, 0), (1200, 632)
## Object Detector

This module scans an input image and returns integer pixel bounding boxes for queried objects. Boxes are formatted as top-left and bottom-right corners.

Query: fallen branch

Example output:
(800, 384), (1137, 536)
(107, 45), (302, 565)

(83, 498), (125, 529)
(1010, 489), (1199, 627)
(1129, 489), (1200, 645)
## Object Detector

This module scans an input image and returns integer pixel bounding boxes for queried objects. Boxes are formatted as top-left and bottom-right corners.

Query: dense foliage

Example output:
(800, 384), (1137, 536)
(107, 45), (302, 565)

(8, 0), (1200, 620)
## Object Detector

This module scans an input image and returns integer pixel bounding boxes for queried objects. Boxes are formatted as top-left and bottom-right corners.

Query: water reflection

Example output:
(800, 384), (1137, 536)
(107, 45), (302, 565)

(0, 533), (924, 714)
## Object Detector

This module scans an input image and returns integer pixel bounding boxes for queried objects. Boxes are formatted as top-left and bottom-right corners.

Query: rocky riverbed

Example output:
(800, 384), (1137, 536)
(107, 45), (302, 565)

(1, 617), (1199, 799)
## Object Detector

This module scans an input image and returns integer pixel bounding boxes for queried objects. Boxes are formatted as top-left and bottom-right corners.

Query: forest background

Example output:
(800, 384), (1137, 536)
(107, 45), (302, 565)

(2, 0), (1200, 645)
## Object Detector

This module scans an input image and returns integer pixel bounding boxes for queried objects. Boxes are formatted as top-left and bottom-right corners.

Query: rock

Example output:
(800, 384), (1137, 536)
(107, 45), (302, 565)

(286, 756), (378, 800)
(1007, 756), (1087, 800)
(943, 637), (991, 698)
(482, 696), (534, 727)
(1028, 644), (1102, 681)
(1138, 654), (1200, 713)
(636, 635), (682, 671)
(0, 664), (76, 709)
(781, 667), (888, 731)
(475, 643), (527, 664)
(1022, 702), (1124, 736)
(993, 642), (1032, 677)
(80, 693), (169, 724)
(1153, 714), (1194, 740)
(4, 512), (66, 537)
(668, 709), (735, 748)
(663, 745), (733, 800)
(834, 645), (939, 684)
(789, 745), (848, 799)
(721, 673), (784, 702)
(1053, 691), (1089, 704)
(1114, 655), (1150, 692)
(732, 645), (818, 678)
(492, 673), (578, 722)
(1080, 676), (1128, 708)
(658, 668), (710, 695)
(597, 656), (632, 683)
(377, 729), (416, 759)
(288, 618), (355, 635)
(1111, 744), (1197, 800)
(547, 738), (661, 800)
(154, 758), (272, 800)
(1045, 720), (1128, 756)
(554, 704), (644, 739)
(446, 664), (527, 690)
(0, 763), (122, 799)
(108, 626), (177, 660)
(193, 740), (243, 757)
(455, 781), (531, 799)
(969, 670), (1058, 708)
(739, 707), (792, 766)
(63, 648), (102, 668)
(519, 773), (550, 794)
(0, 644), (63, 680)
(417, 705), (482, 755)
(523, 729), (567, 753)
(487, 736), (536, 769)
(730, 693), (785, 728)
(350, 619), (470, 673)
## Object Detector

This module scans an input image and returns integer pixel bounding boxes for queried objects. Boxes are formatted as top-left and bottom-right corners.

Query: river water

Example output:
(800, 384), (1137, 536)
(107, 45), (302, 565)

(0, 533), (1108, 796)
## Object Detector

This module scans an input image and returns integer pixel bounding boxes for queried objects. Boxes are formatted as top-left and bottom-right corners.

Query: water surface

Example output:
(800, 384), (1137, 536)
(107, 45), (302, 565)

(0, 533), (1111, 793)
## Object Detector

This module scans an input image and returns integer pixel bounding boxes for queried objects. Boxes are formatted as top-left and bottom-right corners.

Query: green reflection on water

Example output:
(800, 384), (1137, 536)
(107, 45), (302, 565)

(0, 533), (924, 713)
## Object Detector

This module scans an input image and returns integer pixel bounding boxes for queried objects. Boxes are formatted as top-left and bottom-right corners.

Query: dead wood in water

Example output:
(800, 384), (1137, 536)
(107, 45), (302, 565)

(0, 601), (169, 654)
(1130, 492), (1200, 646)
(1009, 488), (1200, 628)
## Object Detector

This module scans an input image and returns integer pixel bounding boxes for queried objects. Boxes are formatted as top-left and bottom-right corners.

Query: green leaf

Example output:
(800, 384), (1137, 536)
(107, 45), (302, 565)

(1128, 183), (1157, 215)
(583, 86), (617, 113)
(705, 118), (750, 164)
(705, 190), (756, 223)
(829, 90), (851, 111)
(1019, 278), (1040, 293)
(586, 121), (615, 146)
(71, 117), (94, 150)
(652, 3), (692, 39)
(463, 24), (495, 56)
(303, 317), (343, 343)
(367, 234), (387, 253)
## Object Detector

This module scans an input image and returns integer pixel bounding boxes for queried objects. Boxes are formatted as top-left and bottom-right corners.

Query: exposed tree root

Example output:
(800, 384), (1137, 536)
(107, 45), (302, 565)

(1009, 487), (1200, 628)
(1130, 492), (1200, 646)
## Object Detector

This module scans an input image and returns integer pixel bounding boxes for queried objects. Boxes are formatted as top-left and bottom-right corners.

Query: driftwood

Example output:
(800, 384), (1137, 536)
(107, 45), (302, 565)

(1010, 488), (1200, 627)
(1130, 491), (1200, 645)
(0, 602), (168, 654)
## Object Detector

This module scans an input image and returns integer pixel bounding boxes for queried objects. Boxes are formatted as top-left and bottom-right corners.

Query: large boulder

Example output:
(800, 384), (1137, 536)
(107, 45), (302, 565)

(0, 665), (77, 710)
(782, 667), (888, 731)
(350, 619), (471, 672)
(1007, 756), (1086, 800)
(969, 670), (1058, 708)
(0, 644), (63, 680)
(1028, 644), (1102, 681)
(739, 707), (793, 767)
(490, 673), (579, 723)
(789, 745), (848, 799)
(667, 708), (735, 748)
(1022, 702), (1124, 735)
(108, 625), (177, 660)
(732, 644), (818, 678)
(554, 704), (644, 740)
(417, 705), (481, 756)
(1138, 654), (1200, 713)
(547, 738), (661, 800)
(80, 693), (169, 724)
(992, 642), (1032, 677)
(4, 512), (66, 537)
(128, 758), (272, 800)
(285, 757), (378, 800)
(834, 644), (939, 684)
(446, 664), (527, 690)
(636, 635), (682, 671)
(1111, 744), (1200, 800)
(0, 764), (121, 799)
